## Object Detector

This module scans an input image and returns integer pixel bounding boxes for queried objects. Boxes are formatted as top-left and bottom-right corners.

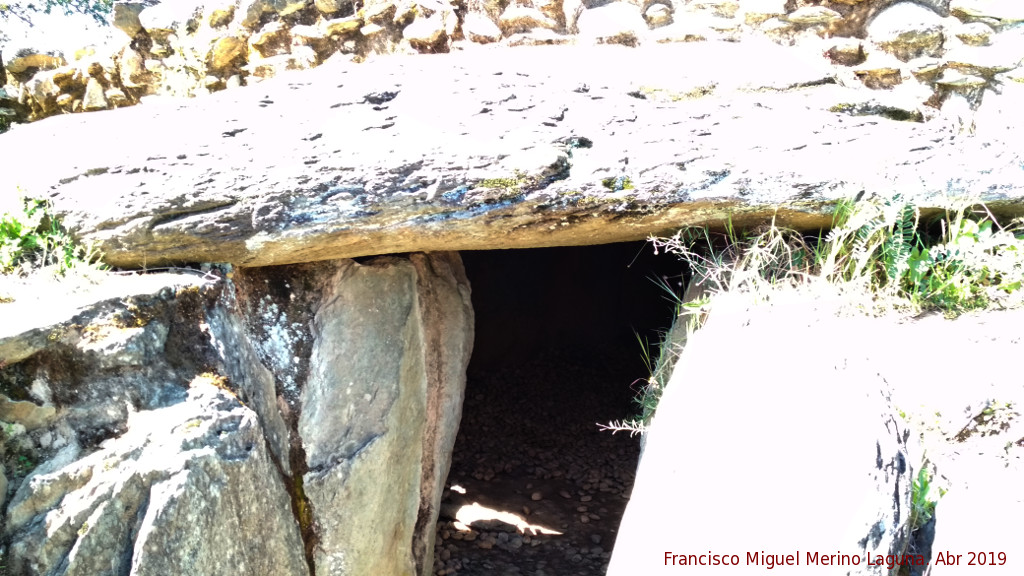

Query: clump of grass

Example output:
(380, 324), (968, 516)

(601, 277), (707, 436)
(660, 194), (1024, 316)
(909, 461), (940, 532)
(1, 196), (104, 277)
(607, 194), (1024, 435)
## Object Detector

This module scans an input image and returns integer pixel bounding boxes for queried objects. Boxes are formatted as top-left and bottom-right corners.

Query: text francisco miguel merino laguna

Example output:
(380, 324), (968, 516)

(665, 551), (931, 570)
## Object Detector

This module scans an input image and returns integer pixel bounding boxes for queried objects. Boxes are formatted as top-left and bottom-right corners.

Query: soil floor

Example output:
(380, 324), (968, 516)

(432, 347), (643, 576)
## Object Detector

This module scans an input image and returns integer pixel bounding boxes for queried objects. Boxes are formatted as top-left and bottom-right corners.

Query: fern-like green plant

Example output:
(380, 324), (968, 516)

(0, 196), (104, 276)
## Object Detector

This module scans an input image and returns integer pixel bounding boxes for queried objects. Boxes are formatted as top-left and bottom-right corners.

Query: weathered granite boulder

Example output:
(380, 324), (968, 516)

(0, 251), (473, 576)
(3, 383), (310, 576)
(1, 43), (1022, 269)
(608, 291), (914, 574)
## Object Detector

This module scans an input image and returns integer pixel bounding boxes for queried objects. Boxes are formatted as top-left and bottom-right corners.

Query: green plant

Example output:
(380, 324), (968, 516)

(604, 195), (1024, 438)
(906, 213), (1024, 311)
(0, 196), (104, 277)
(909, 462), (940, 532)
(16, 454), (34, 475)
(817, 193), (918, 293)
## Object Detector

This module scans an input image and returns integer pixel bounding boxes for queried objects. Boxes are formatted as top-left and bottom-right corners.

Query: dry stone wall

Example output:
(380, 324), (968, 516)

(0, 0), (1022, 126)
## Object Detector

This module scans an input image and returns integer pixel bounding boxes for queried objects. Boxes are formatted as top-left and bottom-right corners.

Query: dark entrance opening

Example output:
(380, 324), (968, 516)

(434, 242), (687, 576)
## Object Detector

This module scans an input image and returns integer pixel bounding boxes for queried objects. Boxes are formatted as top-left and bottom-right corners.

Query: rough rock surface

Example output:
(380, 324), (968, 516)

(881, 310), (1024, 576)
(608, 291), (915, 575)
(295, 253), (474, 576)
(3, 0), (1023, 128)
(3, 383), (310, 576)
(2, 43), (1023, 269)
(1, 251), (474, 576)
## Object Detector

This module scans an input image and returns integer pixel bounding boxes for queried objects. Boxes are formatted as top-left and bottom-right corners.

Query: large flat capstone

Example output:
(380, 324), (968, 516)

(1, 42), (1022, 268)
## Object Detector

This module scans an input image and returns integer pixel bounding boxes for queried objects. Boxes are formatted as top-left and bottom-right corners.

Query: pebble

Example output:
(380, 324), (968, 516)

(531, 492), (543, 501)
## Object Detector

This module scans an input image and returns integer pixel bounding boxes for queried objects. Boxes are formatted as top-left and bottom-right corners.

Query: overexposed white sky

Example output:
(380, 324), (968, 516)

(1, 4), (122, 60)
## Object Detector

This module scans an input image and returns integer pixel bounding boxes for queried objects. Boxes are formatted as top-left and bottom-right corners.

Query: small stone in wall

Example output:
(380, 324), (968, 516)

(404, 13), (451, 50)
(951, 0), (1024, 27)
(291, 24), (328, 44)
(201, 9), (229, 29)
(112, 0), (157, 38)
(463, 13), (502, 44)
(51, 67), (80, 90)
(209, 34), (249, 73)
(686, 0), (740, 19)
(741, 0), (785, 26)
(868, 2), (946, 62)
(853, 56), (905, 89)
(935, 68), (986, 87)
(55, 93), (74, 110)
(315, 0), (348, 15)
(0, 394), (57, 430)
(6, 53), (66, 83)
(360, 22), (386, 36)
(758, 17), (798, 45)
(119, 46), (154, 88)
(532, 0), (564, 27)
(644, 3), (672, 29)
(291, 24), (335, 58)
(105, 88), (129, 107)
(83, 77), (109, 110)
(908, 56), (944, 82)
(825, 38), (866, 66)
(324, 16), (362, 35)
(945, 44), (1024, 77)
(250, 21), (293, 58)
(138, 0), (205, 38)
(361, 1), (396, 23)
(784, 5), (842, 25)
(499, 5), (558, 36)
(954, 21), (994, 45)
(576, 2), (647, 47)
(244, 47), (318, 79)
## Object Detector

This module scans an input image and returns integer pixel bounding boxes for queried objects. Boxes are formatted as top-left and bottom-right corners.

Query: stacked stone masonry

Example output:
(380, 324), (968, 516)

(1, 0), (1022, 127)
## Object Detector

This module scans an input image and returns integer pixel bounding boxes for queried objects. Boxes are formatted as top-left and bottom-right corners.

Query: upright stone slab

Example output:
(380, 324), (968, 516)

(608, 292), (912, 575)
(297, 252), (473, 576)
